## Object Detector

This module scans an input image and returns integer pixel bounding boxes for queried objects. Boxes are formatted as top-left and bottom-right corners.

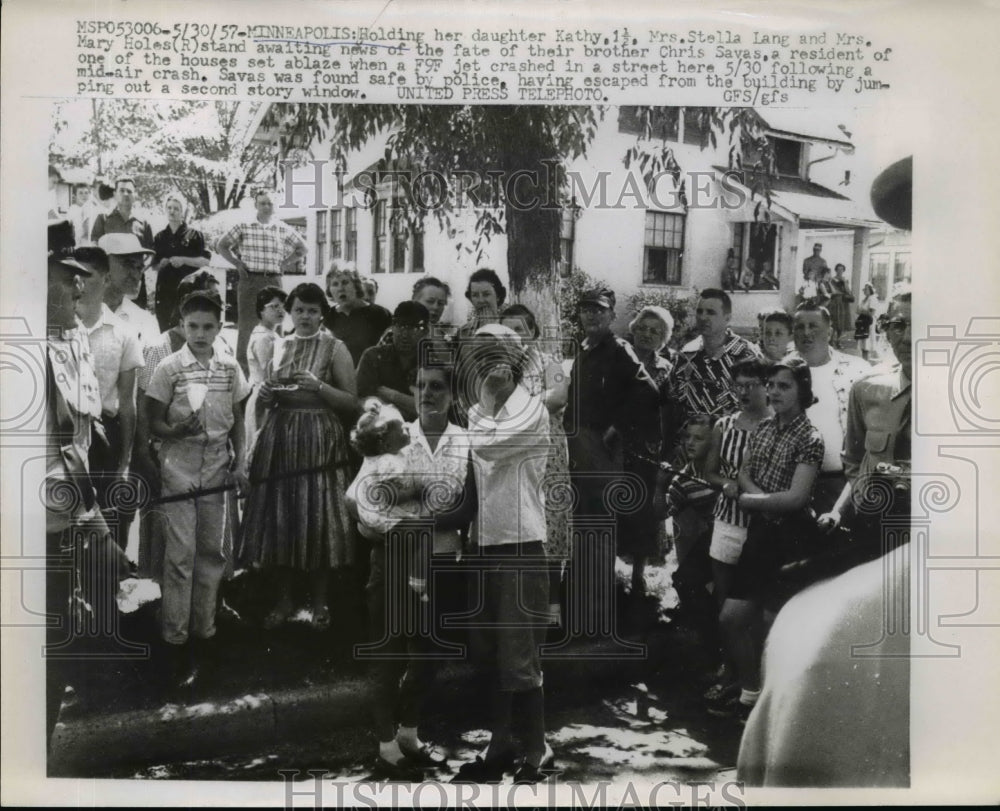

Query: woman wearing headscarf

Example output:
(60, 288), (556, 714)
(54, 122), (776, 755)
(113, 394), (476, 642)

(623, 305), (676, 598)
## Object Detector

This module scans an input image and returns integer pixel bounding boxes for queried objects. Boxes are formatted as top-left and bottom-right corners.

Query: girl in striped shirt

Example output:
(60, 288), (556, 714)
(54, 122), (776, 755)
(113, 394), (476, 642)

(703, 358), (771, 703)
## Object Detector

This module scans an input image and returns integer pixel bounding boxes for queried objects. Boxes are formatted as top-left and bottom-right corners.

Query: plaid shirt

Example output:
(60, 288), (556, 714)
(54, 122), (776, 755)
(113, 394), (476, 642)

(669, 330), (761, 422)
(745, 413), (824, 495)
(222, 219), (306, 275)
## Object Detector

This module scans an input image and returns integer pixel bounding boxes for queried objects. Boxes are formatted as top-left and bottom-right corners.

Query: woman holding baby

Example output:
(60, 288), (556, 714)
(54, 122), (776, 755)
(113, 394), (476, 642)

(347, 350), (472, 780)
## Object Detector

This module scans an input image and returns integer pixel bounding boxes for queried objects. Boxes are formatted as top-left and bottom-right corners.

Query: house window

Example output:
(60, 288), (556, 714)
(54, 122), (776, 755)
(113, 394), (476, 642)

(869, 252), (889, 300)
(773, 137), (804, 177)
(557, 206), (576, 278)
(344, 208), (357, 262)
(284, 218), (307, 275)
(732, 221), (781, 289)
(373, 198), (425, 274)
(315, 210), (328, 274)
(893, 252), (911, 284)
(731, 222), (746, 272)
(373, 200), (387, 273)
(682, 108), (709, 146)
(617, 107), (679, 141)
(643, 211), (684, 285)
(330, 209), (342, 260)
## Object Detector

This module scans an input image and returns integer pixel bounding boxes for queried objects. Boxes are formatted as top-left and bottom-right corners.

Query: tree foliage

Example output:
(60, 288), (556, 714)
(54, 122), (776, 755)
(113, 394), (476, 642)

(262, 104), (779, 329)
(49, 100), (275, 218)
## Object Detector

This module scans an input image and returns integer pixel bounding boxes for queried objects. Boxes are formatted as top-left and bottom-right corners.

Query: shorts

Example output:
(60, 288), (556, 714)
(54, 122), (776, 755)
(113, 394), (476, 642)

(709, 519), (749, 565)
(729, 512), (817, 613)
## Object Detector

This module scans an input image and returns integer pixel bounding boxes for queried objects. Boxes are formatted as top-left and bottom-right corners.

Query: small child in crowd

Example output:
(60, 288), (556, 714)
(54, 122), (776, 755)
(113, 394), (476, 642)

(245, 285), (287, 447)
(146, 290), (250, 685)
(658, 415), (719, 640)
(346, 399), (424, 541)
(758, 309), (793, 362)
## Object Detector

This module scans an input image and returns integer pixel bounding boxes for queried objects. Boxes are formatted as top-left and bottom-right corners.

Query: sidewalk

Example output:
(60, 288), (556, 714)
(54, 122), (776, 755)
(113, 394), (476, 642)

(49, 567), (700, 777)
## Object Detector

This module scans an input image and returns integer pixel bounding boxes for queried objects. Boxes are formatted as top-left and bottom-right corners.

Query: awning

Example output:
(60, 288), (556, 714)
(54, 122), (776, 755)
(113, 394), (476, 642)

(770, 189), (881, 228)
(719, 168), (882, 228)
(756, 109), (855, 150)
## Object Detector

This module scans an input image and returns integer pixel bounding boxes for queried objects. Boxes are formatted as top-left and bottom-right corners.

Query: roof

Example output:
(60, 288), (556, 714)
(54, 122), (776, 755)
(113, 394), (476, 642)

(717, 168), (881, 228)
(755, 109), (854, 149)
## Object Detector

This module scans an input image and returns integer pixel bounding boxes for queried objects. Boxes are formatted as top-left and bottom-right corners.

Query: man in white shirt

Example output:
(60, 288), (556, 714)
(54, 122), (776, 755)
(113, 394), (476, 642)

(791, 303), (872, 513)
(97, 233), (159, 349)
(453, 325), (553, 785)
(75, 245), (144, 548)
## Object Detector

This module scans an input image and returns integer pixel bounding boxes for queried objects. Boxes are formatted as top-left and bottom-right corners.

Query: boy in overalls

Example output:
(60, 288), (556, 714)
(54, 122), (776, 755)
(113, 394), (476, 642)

(146, 291), (250, 685)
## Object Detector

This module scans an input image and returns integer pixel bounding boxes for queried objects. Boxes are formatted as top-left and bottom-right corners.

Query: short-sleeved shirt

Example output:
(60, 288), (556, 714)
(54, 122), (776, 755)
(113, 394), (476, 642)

(796, 349), (873, 473)
(669, 330), (761, 423)
(356, 344), (416, 402)
(247, 324), (278, 387)
(400, 420), (470, 555)
(152, 223), (210, 265)
(46, 328), (101, 531)
(140, 330), (235, 392)
(802, 254), (829, 279)
(842, 364), (911, 482)
(111, 297), (159, 350)
(221, 219), (306, 275)
(91, 208), (154, 248)
(146, 343), (250, 445)
(324, 304), (393, 366)
(83, 303), (143, 416)
(713, 412), (756, 528)
(745, 413), (824, 496)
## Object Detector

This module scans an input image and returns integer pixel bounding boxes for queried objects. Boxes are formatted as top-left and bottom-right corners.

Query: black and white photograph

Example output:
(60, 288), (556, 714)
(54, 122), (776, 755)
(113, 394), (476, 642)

(3, 1), (999, 807)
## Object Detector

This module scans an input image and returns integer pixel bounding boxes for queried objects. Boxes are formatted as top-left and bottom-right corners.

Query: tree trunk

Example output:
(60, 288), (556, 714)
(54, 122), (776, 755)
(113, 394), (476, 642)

(506, 201), (562, 352)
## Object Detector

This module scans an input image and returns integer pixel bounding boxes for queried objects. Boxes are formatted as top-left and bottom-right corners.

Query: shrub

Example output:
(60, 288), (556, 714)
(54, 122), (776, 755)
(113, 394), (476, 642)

(557, 267), (603, 357)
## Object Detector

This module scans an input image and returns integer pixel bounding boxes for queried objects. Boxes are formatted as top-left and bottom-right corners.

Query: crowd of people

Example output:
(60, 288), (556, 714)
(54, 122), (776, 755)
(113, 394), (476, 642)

(44, 176), (913, 786)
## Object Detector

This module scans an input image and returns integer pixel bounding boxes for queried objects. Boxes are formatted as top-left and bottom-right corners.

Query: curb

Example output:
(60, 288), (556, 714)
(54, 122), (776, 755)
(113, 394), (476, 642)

(50, 636), (656, 774)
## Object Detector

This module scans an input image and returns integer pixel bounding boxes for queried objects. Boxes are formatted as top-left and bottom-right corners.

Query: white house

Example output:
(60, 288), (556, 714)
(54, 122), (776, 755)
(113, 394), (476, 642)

(245, 105), (885, 331)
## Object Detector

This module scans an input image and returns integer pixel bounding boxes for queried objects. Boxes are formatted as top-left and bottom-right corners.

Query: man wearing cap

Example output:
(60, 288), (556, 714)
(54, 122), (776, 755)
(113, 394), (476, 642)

(669, 289), (760, 448)
(91, 177), (154, 307)
(44, 221), (122, 750)
(801, 242), (828, 281)
(563, 287), (659, 636)
(216, 189), (308, 373)
(98, 233), (160, 349)
(356, 301), (431, 422)
(74, 244), (144, 548)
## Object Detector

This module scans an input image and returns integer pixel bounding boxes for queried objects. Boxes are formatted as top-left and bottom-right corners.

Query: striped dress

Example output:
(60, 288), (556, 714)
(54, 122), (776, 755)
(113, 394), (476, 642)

(238, 330), (356, 570)
(712, 413), (754, 528)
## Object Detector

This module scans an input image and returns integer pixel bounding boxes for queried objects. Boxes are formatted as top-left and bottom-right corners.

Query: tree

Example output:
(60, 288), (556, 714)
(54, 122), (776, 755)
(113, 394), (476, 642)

(49, 100), (276, 218)
(264, 104), (778, 330)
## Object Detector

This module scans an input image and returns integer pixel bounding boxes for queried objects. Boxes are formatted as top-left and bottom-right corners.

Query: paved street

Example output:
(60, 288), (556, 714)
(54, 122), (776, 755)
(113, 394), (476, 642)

(50, 560), (746, 785)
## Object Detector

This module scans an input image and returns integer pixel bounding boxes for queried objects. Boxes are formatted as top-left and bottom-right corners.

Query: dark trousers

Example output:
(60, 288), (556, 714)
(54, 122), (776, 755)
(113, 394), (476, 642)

(88, 414), (136, 550)
(364, 534), (438, 742)
(154, 265), (190, 333)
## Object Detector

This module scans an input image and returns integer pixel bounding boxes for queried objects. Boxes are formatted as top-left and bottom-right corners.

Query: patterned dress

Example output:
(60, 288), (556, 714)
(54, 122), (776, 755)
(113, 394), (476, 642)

(238, 330), (355, 570)
(522, 346), (572, 562)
